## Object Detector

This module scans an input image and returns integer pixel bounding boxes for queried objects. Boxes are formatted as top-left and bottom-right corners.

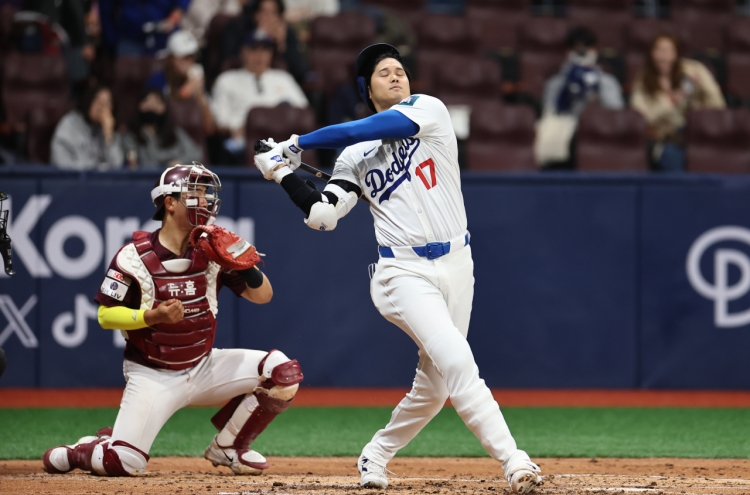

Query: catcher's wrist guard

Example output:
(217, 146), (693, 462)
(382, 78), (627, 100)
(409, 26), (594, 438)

(240, 266), (264, 289)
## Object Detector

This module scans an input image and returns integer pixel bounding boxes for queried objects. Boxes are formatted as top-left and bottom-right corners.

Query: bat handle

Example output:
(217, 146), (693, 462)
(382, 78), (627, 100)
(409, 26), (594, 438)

(254, 140), (273, 154)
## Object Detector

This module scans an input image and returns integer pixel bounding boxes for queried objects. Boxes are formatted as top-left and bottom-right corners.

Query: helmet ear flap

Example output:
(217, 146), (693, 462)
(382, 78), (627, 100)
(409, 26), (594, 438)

(356, 76), (368, 106)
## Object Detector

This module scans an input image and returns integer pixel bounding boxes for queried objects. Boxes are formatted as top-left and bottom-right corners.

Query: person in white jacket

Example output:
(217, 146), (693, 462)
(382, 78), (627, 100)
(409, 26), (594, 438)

(211, 28), (308, 160)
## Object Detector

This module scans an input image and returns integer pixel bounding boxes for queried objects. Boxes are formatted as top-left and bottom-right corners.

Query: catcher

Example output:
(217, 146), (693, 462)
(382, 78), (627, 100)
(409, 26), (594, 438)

(42, 163), (303, 477)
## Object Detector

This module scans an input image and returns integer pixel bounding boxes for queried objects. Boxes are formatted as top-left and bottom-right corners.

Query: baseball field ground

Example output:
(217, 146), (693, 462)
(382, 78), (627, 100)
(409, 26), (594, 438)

(2, 388), (749, 494)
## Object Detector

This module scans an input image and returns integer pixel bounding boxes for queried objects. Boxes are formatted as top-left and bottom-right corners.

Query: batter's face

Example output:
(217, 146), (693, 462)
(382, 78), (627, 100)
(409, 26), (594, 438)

(369, 58), (410, 112)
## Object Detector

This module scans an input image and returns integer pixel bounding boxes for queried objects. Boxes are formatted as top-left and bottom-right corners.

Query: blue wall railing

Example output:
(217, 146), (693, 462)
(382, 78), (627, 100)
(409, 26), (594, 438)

(1, 166), (750, 389)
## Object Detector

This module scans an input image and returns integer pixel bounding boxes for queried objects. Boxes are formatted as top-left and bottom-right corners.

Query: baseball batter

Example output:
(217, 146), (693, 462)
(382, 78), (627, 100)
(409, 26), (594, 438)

(42, 164), (303, 477)
(254, 44), (542, 493)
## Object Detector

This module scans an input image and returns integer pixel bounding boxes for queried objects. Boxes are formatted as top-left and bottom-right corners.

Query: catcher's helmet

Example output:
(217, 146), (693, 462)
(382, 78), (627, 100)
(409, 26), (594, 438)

(355, 43), (408, 112)
(151, 163), (221, 226)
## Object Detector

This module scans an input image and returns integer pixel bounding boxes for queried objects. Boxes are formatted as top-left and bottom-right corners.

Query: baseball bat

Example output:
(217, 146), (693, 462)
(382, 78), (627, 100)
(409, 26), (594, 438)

(253, 140), (332, 181)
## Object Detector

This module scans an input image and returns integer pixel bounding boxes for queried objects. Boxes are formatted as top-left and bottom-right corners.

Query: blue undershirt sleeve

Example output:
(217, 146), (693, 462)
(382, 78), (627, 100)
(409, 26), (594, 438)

(297, 110), (420, 150)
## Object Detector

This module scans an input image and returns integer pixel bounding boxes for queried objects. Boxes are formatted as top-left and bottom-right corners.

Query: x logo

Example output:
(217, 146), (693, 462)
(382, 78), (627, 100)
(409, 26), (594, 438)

(0, 294), (38, 347)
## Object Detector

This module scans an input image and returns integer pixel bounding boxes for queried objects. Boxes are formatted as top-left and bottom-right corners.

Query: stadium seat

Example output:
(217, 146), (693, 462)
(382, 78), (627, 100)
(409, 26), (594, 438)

(466, 0), (529, 8)
(726, 18), (750, 54)
(309, 12), (376, 50)
(467, 101), (536, 171)
(566, 14), (628, 54)
(0, 4), (15, 55)
(1, 52), (68, 126)
(467, 7), (525, 54)
(25, 100), (70, 163)
(169, 97), (208, 163)
(670, 0), (734, 13)
(245, 106), (318, 168)
(726, 54), (750, 103)
(363, 0), (426, 27)
(435, 55), (501, 112)
(112, 56), (162, 127)
(672, 11), (727, 55)
(204, 13), (238, 91)
(415, 15), (481, 93)
(308, 49), (357, 98)
(417, 14), (478, 54)
(518, 51), (565, 98)
(519, 17), (568, 55)
(308, 13), (376, 96)
(576, 107), (649, 171)
(625, 19), (678, 56)
(686, 109), (750, 173)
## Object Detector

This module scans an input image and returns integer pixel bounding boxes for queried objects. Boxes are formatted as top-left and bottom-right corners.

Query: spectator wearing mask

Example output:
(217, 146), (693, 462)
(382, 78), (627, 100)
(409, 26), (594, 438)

(219, 0), (308, 85)
(535, 26), (624, 168)
(147, 30), (216, 136)
(212, 29), (308, 161)
(122, 89), (203, 169)
(631, 34), (725, 171)
(98, 0), (189, 57)
(51, 85), (123, 170)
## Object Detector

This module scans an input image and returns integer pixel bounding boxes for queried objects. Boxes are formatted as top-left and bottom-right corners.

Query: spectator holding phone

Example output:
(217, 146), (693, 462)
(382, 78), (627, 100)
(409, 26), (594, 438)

(630, 34), (725, 171)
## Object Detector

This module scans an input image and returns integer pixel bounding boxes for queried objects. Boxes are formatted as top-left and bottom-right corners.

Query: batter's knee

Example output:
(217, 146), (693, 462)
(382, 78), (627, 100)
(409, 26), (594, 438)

(256, 349), (304, 401)
(92, 440), (149, 477)
(427, 332), (475, 381)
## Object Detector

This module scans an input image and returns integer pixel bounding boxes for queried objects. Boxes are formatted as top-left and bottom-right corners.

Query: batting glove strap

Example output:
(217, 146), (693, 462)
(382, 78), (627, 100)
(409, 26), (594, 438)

(281, 135), (303, 170)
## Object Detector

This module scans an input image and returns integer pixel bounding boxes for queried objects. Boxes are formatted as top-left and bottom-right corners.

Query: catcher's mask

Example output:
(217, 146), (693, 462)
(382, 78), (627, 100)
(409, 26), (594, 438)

(151, 163), (221, 226)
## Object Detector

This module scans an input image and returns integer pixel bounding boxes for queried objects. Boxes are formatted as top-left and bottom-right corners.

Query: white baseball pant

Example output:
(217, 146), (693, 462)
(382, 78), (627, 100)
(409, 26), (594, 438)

(111, 348), (268, 453)
(362, 245), (521, 467)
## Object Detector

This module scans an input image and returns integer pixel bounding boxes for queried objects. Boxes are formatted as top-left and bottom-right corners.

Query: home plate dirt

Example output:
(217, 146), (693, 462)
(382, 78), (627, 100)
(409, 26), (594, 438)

(2, 457), (749, 494)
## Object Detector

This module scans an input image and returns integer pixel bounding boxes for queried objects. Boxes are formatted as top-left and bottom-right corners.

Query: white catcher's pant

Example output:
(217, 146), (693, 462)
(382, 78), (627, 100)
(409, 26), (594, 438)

(363, 245), (520, 468)
(111, 348), (268, 454)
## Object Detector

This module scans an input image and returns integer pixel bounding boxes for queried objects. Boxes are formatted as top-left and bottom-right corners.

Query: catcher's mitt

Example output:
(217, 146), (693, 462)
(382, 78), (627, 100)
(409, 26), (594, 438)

(189, 225), (261, 271)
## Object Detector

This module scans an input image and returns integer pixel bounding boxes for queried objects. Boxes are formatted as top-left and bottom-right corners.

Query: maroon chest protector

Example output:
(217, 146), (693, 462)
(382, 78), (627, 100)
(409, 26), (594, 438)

(125, 232), (217, 370)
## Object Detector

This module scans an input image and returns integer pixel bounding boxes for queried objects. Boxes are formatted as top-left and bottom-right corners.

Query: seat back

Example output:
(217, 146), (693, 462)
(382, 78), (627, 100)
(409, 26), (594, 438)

(204, 13), (238, 90)
(726, 18), (750, 54)
(170, 97), (208, 163)
(26, 100), (70, 163)
(727, 54), (750, 100)
(113, 56), (162, 127)
(1, 52), (68, 125)
(435, 55), (501, 104)
(245, 106), (318, 167)
(686, 109), (750, 173)
(467, 101), (536, 171)
(309, 12), (376, 50)
(576, 107), (649, 171)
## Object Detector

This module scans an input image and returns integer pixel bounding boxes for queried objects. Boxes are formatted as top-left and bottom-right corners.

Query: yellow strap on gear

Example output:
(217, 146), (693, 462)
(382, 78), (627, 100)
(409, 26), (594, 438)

(98, 305), (146, 330)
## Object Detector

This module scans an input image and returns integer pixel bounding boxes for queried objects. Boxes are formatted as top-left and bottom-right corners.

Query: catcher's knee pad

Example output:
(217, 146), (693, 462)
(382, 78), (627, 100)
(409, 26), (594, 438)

(91, 440), (149, 477)
(258, 349), (304, 396)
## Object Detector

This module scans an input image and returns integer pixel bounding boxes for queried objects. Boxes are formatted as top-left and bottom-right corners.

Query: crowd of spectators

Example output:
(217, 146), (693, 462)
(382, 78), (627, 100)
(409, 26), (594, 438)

(0, 0), (749, 172)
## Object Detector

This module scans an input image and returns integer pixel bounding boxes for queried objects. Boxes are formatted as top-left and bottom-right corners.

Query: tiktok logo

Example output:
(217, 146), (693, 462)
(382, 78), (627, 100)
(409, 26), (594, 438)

(687, 226), (750, 328)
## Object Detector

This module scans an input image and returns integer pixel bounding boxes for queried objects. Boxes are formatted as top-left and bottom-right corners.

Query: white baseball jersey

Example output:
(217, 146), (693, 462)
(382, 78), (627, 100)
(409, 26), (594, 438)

(330, 94), (467, 247)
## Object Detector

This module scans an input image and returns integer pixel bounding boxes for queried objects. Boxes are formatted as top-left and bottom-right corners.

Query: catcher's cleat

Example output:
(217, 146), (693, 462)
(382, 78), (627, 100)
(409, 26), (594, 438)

(43, 427), (112, 474)
(504, 451), (543, 494)
(357, 455), (389, 489)
(204, 434), (268, 475)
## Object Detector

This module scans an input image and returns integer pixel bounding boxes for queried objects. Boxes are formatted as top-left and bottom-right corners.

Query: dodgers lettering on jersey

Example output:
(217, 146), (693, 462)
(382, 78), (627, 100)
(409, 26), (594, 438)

(331, 94), (468, 247)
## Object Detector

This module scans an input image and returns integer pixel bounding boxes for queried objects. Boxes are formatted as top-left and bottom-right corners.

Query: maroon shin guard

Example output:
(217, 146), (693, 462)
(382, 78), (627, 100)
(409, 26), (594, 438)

(233, 392), (292, 450)
(210, 394), (246, 431)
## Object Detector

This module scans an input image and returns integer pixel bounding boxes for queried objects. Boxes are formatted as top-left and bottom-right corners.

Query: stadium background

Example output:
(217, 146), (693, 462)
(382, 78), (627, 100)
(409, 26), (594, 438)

(1, 1), (750, 486)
